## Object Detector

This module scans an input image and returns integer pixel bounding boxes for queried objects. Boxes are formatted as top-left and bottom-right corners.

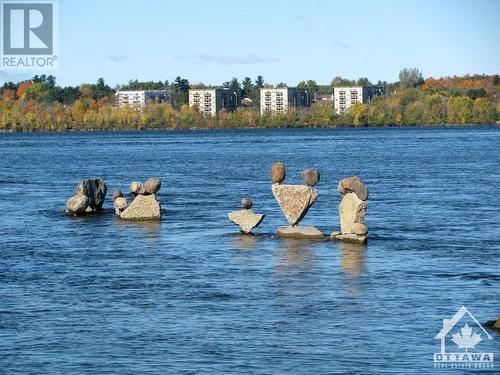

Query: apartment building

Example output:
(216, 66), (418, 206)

(260, 87), (312, 115)
(188, 88), (241, 116)
(116, 90), (171, 110)
(333, 86), (384, 114)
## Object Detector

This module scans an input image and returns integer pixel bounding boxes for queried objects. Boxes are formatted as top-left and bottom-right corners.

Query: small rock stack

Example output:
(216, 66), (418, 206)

(66, 178), (107, 216)
(271, 162), (323, 239)
(331, 176), (369, 244)
(118, 178), (162, 221)
(228, 198), (265, 234)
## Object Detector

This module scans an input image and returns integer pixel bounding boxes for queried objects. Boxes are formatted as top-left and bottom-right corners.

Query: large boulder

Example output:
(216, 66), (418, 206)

(66, 194), (89, 215)
(228, 209), (265, 234)
(339, 192), (367, 234)
(337, 176), (369, 201)
(270, 162), (286, 184)
(272, 184), (318, 226)
(75, 178), (107, 211)
(143, 178), (161, 194)
(120, 194), (161, 221)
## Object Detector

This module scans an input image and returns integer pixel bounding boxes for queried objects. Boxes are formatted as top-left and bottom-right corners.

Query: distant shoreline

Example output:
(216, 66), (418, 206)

(1, 123), (499, 134)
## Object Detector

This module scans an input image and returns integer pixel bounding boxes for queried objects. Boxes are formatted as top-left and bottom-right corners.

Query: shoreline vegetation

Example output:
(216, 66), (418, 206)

(0, 71), (498, 132)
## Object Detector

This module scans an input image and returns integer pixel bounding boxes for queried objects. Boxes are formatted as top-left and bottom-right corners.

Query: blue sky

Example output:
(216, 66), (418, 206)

(2, 0), (499, 87)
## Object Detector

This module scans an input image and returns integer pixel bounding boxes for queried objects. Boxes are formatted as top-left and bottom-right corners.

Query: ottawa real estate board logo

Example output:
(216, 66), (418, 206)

(1, 0), (57, 69)
(434, 306), (494, 369)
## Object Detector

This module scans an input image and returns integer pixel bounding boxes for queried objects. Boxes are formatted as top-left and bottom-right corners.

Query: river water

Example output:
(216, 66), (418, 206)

(0, 127), (499, 374)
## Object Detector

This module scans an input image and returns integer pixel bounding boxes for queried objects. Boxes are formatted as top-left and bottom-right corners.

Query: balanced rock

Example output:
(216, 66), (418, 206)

(270, 162), (286, 184)
(272, 184), (318, 226)
(352, 222), (368, 235)
(129, 181), (142, 196)
(339, 192), (367, 234)
(144, 178), (161, 194)
(75, 178), (107, 211)
(228, 209), (265, 234)
(302, 169), (320, 187)
(338, 176), (369, 201)
(277, 226), (324, 239)
(241, 198), (253, 209)
(112, 190), (123, 201)
(120, 194), (161, 221)
(66, 194), (89, 215)
(113, 197), (128, 216)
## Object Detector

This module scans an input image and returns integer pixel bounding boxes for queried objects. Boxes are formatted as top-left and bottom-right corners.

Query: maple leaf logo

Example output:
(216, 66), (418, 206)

(451, 323), (482, 352)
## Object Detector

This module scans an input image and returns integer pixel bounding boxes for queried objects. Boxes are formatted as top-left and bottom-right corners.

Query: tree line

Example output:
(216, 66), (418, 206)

(0, 70), (498, 131)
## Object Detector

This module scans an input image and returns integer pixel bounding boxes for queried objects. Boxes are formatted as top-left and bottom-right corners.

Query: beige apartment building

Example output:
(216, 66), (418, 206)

(188, 88), (240, 116)
(116, 90), (171, 110)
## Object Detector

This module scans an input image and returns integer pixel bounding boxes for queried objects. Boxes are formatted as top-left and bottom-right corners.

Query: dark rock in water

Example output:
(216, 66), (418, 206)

(270, 162), (286, 183)
(75, 178), (107, 211)
(302, 169), (320, 187)
(66, 194), (89, 215)
(338, 176), (369, 201)
(485, 318), (500, 330)
(112, 190), (123, 202)
(241, 198), (253, 209)
(144, 178), (161, 194)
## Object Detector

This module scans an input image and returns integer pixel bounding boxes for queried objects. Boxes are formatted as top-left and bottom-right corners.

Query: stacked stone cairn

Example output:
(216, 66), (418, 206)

(331, 176), (369, 244)
(271, 162), (324, 239)
(228, 198), (265, 234)
(115, 178), (162, 221)
(66, 178), (107, 216)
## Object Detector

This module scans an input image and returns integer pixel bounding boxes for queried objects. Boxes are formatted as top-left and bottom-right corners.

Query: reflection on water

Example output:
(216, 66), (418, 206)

(275, 239), (317, 271)
(232, 233), (258, 251)
(113, 218), (162, 244)
(340, 242), (367, 299)
(340, 242), (367, 277)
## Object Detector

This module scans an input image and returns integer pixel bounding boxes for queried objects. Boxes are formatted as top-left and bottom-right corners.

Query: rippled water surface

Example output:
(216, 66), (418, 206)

(0, 127), (499, 374)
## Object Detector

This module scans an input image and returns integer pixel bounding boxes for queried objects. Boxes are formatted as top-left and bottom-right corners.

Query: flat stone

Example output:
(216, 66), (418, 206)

(339, 192), (366, 234)
(120, 194), (161, 221)
(277, 226), (324, 239)
(331, 231), (367, 244)
(228, 209), (265, 234)
(338, 176), (369, 201)
(272, 184), (318, 226)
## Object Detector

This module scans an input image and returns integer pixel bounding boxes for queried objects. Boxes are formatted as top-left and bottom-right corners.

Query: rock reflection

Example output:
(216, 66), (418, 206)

(276, 239), (316, 271)
(113, 219), (161, 244)
(232, 233), (258, 251)
(340, 242), (367, 298)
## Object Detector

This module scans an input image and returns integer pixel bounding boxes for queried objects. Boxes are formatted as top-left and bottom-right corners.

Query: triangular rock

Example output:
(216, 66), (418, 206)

(272, 184), (318, 226)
